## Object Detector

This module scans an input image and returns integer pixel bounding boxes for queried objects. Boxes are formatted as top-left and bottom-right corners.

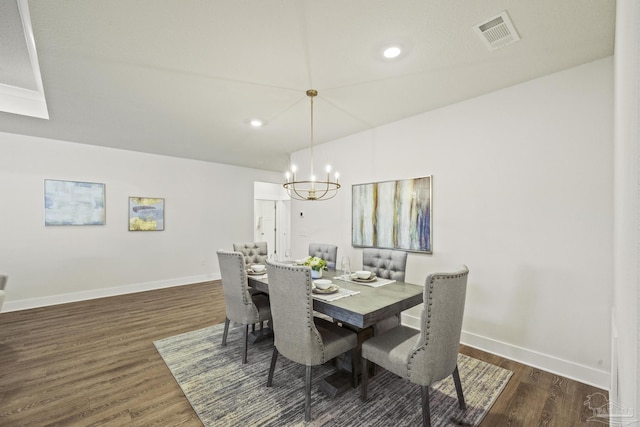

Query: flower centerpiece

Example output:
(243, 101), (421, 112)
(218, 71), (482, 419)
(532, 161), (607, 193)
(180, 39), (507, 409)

(304, 256), (327, 279)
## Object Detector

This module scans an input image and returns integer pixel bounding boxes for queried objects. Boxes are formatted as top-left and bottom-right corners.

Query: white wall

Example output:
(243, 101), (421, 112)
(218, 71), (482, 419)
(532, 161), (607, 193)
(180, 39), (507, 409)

(290, 58), (614, 388)
(0, 132), (281, 310)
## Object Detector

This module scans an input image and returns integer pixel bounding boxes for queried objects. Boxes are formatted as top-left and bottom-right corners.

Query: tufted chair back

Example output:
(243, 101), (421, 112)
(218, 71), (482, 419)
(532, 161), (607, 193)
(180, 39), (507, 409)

(362, 248), (407, 281)
(233, 242), (268, 267)
(308, 243), (338, 269)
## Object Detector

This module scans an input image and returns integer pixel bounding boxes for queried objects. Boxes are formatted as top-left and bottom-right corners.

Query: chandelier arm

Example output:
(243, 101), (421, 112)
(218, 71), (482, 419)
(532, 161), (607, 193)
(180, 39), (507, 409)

(284, 180), (340, 201)
(292, 186), (309, 200)
(283, 181), (314, 200)
(309, 180), (339, 200)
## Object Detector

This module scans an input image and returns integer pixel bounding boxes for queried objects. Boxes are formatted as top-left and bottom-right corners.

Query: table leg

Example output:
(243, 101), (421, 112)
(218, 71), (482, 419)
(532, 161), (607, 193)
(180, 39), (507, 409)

(247, 321), (274, 344)
(318, 325), (373, 397)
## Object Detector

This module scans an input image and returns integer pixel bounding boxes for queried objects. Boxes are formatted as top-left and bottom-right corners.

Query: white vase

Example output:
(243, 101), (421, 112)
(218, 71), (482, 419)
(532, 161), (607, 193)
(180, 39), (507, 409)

(311, 269), (322, 279)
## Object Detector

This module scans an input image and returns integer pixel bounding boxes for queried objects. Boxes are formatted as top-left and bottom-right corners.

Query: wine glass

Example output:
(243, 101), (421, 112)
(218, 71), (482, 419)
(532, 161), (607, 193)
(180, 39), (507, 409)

(340, 256), (351, 279)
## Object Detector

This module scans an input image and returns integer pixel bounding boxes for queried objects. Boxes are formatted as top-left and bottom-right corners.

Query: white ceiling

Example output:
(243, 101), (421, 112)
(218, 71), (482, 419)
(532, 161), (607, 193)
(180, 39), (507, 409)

(0, 0), (615, 172)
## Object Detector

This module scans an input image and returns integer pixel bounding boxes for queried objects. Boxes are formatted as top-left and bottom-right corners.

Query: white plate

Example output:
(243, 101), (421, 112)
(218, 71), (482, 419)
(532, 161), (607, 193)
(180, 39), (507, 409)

(351, 273), (377, 283)
(312, 284), (340, 294)
(247, 270), (266, 276)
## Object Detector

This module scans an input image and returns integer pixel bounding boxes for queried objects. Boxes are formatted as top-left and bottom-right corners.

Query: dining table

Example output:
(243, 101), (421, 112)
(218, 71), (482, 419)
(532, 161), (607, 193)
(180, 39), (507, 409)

(247, 265), (424, 396)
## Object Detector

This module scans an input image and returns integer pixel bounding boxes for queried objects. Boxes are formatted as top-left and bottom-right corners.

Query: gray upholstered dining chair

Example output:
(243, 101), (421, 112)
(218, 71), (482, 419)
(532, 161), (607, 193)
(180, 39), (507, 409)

(360, 266), (470, 427)
(362, 248), (408, 333)
(233, 242), (268, 268)
(217, 250), (272, 364)
(362, 248), (407, 281)
(265, 261), (358, 422)
(308, 243), (338, 269)
(0, 275), (7, 312)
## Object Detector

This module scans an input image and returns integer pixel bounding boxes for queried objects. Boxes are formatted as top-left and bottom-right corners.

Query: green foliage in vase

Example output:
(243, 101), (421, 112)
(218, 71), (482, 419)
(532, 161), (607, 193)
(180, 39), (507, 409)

(304, 256), (327, 271)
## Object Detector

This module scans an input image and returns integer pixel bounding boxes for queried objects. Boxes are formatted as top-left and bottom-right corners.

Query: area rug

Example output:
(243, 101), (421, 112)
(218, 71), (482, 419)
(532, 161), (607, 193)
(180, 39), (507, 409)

(154, 323), (512, 426)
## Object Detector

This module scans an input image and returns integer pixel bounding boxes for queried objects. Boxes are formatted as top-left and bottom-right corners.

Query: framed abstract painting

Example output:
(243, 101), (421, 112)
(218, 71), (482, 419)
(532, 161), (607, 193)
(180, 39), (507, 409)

(44, 179), (106, 226)
(129, 197), (165, 231)
(352, 176), (432, 253)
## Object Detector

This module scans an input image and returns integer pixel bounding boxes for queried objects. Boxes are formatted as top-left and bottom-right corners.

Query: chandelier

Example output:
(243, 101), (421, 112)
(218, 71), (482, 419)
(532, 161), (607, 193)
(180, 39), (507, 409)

(283, 89), (341, 201)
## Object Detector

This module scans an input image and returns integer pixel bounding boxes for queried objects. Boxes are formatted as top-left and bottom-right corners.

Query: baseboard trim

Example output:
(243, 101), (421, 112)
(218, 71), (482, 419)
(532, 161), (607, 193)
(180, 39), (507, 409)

(609, 309), (618, 404)
(401, 308), (609, 390)
(2, 273), (219, 313)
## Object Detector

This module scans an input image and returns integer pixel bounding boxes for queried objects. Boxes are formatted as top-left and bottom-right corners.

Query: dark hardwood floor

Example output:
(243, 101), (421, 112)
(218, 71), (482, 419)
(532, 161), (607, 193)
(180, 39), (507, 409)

(0, 281), (607, 426)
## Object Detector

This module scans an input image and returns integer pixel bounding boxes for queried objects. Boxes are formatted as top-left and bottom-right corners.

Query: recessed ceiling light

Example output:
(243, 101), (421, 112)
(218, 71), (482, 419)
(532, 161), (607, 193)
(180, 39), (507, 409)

(250, 119), (263, 127)
(383, 45), (402, 59)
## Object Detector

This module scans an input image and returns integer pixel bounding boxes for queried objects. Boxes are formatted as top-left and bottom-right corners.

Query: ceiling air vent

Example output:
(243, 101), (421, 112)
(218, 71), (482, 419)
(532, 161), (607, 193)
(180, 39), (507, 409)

(473, 11), (520, 51)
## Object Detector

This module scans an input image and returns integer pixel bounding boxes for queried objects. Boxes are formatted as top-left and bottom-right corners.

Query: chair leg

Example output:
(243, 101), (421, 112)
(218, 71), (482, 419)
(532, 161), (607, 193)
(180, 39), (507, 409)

(267, 347), (278, 387)
(305, 365), (312, 422)
(242, 324), (249, 364)
(452, 365), (467, 410)
(350, 348), (358, 388)
(360, 357), (369, 401)
(222, 318), (230, 346)
(421, 385), (432, 427)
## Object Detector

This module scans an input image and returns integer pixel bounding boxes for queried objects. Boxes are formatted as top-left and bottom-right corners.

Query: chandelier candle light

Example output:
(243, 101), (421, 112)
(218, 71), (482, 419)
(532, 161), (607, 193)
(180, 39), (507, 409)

(283, 89), (341, 201)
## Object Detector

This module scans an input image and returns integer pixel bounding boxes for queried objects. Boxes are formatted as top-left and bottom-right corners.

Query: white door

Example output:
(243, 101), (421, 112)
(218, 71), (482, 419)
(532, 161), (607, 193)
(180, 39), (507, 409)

(254, 181), (290, 261)
(254, 199), (276, 256)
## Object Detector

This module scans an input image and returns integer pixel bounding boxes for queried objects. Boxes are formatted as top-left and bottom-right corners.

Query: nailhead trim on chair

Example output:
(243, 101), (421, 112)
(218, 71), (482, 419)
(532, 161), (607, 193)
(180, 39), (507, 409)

(276, 263), (326, 362)
(303, 267), (326, 362)
(407, 279), (434, 376)
(407, 270), (469, 376)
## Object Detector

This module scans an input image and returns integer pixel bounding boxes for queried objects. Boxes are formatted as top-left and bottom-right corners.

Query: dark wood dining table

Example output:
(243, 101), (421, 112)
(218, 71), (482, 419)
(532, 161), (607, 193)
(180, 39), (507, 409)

(247, 266), (424, 396)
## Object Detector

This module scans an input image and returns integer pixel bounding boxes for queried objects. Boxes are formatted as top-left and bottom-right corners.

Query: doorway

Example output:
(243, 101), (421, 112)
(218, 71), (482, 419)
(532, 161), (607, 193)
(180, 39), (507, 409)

(254, 182), (290, 261)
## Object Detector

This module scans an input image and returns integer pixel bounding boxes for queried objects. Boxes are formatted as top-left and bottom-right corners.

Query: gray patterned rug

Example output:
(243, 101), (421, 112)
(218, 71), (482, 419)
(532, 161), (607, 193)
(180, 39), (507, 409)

(154, 323), (512, 426)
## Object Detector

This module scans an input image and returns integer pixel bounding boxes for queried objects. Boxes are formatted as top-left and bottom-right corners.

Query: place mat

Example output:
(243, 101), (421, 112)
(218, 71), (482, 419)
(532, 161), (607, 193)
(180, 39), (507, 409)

(334, 276), (396, 288)
(312, 287), (360, 302)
